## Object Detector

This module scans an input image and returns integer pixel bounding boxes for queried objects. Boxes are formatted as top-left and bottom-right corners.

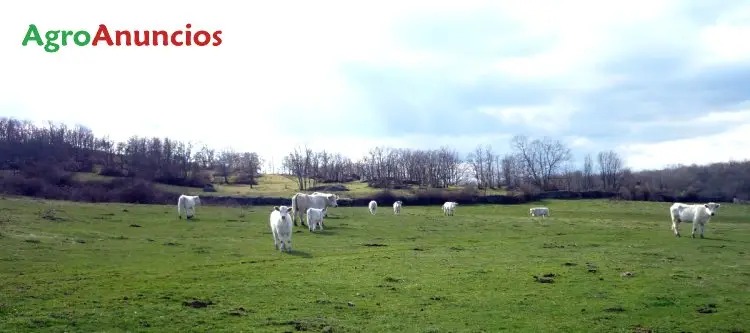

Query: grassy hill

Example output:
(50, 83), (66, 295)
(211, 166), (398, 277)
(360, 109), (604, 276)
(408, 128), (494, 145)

(1, 197), (749, 332)
(71, 172), (507, 199)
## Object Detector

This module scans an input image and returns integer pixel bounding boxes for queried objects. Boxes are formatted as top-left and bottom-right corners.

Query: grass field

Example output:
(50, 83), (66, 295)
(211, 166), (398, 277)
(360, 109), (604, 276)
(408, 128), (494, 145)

(70, 172), (508, 198)
(1, 197), (749, 332)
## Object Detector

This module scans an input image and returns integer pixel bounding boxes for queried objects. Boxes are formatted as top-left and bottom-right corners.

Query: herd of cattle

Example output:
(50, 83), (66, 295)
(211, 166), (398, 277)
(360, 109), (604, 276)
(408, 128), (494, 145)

(269, 192), (464, 252)
(175, 193), (724, 253)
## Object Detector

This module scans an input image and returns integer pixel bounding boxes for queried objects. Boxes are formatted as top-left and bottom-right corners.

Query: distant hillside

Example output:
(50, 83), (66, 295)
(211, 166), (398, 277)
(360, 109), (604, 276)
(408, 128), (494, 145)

(1, 116), (749, 205)
(70, 172), (507, 198)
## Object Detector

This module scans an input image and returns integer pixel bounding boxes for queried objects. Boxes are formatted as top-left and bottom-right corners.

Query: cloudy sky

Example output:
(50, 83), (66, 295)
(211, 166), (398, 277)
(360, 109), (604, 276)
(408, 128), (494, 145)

(1, 0), (749, 171)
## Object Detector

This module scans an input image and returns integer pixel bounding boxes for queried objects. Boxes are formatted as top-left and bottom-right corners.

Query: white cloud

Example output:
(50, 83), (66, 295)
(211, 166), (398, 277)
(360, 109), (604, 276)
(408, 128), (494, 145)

(477, 101), (578, 134)
(694, 6), (750, 67)
(621, 108), (750, 170)
(566, 136), (595, 149)
(624, 109), (750, 134)
(466, 0), (682, 78)
(433, 0), (739, 128)
(620, 121), (750, 170)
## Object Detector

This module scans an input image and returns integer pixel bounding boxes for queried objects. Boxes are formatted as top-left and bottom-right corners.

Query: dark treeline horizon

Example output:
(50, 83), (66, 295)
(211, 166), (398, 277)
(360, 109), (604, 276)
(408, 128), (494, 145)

(2, 116), (749, 201)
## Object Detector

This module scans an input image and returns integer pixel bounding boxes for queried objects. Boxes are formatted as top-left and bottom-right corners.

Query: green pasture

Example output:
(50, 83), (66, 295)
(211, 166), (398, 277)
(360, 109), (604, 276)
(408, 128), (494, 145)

(1, 197), (748, 332)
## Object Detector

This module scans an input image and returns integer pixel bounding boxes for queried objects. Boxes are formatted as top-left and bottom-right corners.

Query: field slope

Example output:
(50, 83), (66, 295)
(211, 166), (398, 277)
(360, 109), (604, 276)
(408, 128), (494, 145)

(70, 172), (507, 198)
(1, 197), (749, 332)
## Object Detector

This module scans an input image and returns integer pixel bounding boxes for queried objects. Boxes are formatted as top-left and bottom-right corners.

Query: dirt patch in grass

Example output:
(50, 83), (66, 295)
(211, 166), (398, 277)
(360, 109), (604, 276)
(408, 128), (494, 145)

(183, 299), (213, 308)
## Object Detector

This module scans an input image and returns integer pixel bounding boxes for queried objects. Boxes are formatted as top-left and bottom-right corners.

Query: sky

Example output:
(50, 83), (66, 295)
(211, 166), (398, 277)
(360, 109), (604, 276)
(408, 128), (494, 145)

(1, 0), (750, 172)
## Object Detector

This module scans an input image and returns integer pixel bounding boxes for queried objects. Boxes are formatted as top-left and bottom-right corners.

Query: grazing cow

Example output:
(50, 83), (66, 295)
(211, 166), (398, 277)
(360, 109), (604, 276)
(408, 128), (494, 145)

(393, 200), (403, 215)
(529, 207), (550, 217)
(270, 205), (294, 252)
(442, 201), (458, 216)
(177, 194), (201, 219)
(670, 202), (721, 238)
(368, 200), (378, 215)
(290, 193), (339, 227)
(306, 207), (327, 232)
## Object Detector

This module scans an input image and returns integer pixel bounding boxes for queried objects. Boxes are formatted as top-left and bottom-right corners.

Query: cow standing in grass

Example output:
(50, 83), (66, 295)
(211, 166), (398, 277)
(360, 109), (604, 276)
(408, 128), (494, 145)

(290, 193), (339, 227)
(393, 200), (403, 215)
(670, 202), (721, 238)
(270, 206), (294, 252)
(442, 201), (458, 216)
(177, 194), (201, 220)
(306, 207), (326, 232)
(530, 207), (549, 217)
(368, 200), (378, 215)
(311, 192), (337, 217)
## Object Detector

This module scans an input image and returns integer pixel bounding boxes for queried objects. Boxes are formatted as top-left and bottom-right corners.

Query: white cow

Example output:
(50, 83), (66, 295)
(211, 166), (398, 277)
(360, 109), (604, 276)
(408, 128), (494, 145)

(177, 194), (201, 219)
(530, 207), (550, 217)
(306, 207), (327, 232)
(393, 200), (403, 215)
(670, 202), (721, 238)
(442, 201), (458, 216)
(311, 192), (337, 217)
(368, 200), (378, 215)
(291, 192), (339, 227)
(270, 205), (294, 252)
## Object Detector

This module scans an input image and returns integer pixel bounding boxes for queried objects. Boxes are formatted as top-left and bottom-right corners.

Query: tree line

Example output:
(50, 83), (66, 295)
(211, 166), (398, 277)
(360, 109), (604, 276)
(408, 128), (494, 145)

(1, 116), (749, 202)
(0, 117), (261, 188)
(281, 145), (465, 190)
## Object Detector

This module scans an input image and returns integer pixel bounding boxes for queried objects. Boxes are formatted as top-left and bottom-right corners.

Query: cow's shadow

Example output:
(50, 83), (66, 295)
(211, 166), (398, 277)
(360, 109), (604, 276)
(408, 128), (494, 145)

(287, 250), (313, 258)
(309, 229), (336, 236)
(698, 236), (745, 243)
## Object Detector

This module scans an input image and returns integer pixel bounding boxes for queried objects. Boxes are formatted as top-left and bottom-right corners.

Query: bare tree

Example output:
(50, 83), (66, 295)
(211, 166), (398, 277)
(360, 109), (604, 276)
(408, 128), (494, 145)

(303, 147), (315, 189)
(511, 135), (572, 190)
(482, 145), (496, 189)
(468, 145), (486, 189)
(501, 154), (516, 189)
(597, 150), (624, 190)
(583, 153), (594, 190)
(282, 145), (308, 191)
(217, 148), (238, 184)
(237, 152), (262, 187)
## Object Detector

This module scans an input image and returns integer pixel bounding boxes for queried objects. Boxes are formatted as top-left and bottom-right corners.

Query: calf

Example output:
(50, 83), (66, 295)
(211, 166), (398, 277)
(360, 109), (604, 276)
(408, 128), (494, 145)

(529, 207), (549, 217)
(177, 194), (201, 220)
(670, 202), (721, 238)
(306, 207), (327, 232)
(393, 200), (403, 215)
(368, 200), (378, 215)
(270, 205), (294, 252)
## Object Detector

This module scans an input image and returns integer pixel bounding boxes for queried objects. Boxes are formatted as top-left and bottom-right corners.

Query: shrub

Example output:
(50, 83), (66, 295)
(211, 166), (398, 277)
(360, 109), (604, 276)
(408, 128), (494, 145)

(99, 167), (126, 177)
(153, 173), (210, 188)
(0, 172), (176, 205)
(233, 174), (259, 185)
(618, 187), (633, 200)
